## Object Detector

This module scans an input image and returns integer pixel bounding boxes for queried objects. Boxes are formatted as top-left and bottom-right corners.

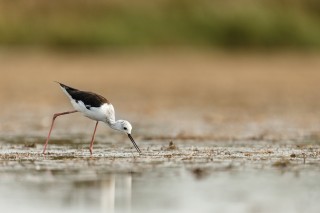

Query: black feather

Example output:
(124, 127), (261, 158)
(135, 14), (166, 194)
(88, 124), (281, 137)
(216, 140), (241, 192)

(57, 82), (109, 107)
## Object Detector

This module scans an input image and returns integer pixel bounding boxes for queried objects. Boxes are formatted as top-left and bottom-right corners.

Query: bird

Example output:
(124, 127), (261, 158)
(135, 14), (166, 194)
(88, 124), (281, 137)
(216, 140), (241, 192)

(43, 82), (141, 155)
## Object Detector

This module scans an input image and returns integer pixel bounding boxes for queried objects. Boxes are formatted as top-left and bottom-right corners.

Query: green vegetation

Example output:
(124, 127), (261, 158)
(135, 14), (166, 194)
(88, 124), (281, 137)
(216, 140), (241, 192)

(0, 0), (319, 50)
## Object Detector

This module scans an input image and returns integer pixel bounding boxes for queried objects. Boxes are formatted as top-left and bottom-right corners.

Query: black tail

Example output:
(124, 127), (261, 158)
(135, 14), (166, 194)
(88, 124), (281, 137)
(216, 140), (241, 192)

(54, 81), (78, 92)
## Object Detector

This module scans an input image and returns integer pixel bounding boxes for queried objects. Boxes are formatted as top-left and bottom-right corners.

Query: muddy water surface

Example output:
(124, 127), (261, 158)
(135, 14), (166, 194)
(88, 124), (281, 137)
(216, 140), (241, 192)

(0, 136), (320, 213)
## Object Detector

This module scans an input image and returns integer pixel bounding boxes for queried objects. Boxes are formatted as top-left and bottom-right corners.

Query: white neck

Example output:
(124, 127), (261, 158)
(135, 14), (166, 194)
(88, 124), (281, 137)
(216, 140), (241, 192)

(108, 120), (122, 131)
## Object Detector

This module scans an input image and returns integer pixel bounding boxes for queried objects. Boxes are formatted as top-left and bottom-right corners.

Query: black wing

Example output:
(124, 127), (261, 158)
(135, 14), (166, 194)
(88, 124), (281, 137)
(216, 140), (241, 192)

(58, 82), (109, 108)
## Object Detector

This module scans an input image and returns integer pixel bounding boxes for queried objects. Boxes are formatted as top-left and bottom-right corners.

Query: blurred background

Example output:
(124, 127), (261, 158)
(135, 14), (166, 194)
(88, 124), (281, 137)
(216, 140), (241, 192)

(0, 0), (320, 49)
(1, 0), (320, 140)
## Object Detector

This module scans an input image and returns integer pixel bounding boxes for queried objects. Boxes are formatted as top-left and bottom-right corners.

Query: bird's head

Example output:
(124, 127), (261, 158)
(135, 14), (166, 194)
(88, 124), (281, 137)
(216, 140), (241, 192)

(112, 120), (141, 153)
(115, 120), (132, 134)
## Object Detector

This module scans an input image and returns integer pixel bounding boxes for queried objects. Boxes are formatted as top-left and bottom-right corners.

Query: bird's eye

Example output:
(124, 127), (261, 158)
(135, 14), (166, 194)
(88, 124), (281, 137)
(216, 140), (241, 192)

(124, 127), (127, 130)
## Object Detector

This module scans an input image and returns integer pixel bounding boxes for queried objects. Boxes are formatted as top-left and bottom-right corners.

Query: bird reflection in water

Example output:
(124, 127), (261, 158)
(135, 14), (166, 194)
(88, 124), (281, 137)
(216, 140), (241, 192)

(66, 174), (132, 213)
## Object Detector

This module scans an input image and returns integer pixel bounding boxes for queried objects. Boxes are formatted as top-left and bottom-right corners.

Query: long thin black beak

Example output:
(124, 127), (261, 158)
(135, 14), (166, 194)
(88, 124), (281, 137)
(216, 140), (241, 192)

(128, 134), (141, 153)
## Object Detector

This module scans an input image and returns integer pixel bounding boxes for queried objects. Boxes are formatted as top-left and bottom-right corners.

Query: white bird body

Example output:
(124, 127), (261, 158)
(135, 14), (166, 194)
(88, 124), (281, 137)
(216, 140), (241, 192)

(71, 99), (115, 123)
(60, 84), (116, 123)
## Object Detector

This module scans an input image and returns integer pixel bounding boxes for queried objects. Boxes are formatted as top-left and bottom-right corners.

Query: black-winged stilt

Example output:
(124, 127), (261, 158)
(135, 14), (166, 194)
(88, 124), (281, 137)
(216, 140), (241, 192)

(43, 82), (141, 155)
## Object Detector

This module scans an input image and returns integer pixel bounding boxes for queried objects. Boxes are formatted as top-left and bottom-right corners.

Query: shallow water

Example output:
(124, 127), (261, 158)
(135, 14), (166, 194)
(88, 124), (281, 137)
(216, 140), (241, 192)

(1, 166), (320, 213)
(0, 137), (320, 213)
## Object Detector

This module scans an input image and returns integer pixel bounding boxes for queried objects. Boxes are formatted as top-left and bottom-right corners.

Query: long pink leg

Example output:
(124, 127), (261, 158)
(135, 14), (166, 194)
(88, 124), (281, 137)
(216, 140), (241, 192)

(42, 110), (78, 154)
(89, 121), (99, 155)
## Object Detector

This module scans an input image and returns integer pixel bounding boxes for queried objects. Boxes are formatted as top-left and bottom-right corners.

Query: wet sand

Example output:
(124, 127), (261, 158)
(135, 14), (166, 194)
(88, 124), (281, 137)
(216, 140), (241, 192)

(0, 50), (320, 212)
